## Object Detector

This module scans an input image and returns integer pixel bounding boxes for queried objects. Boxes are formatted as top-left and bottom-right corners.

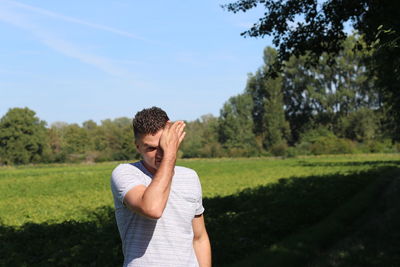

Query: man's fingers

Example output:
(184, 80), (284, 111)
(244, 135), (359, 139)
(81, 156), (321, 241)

(162, 121), (172, 134)
(172, 120), (183, 128)
(160, 120), (185, 150)
(178, 131), (186, 144)
(168, 121), (185, 135)
(175, 121), (185, 134)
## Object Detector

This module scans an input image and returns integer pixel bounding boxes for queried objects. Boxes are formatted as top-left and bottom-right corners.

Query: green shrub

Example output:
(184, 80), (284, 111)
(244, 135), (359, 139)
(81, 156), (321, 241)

(308, 136), (334, 155)
(309, 137), (356, 155)
(395, 142), (400, 153)
(363, 139), (396, 153)
(332, 138), (356, 154)
(296, 127), (356, 155)
(300, 126), (336, 144)
(270, 142), (288, 157)
(338, 108), (379, 142)
(66, 153), (86, 163)
(227, 147), (257, 157)
(285, 147), (299, 158)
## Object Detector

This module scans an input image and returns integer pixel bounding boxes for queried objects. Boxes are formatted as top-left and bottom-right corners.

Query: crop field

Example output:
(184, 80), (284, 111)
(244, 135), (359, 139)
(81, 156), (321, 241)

(1, 154), (400, 266)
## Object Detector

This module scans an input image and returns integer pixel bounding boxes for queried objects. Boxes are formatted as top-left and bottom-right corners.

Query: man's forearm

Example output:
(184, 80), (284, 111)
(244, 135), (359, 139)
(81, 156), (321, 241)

(194, 233), (212, 267)
(140, 155), (176, 218)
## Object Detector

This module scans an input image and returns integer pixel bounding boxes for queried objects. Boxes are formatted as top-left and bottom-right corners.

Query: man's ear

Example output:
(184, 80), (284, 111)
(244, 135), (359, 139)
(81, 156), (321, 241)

(134, 139), (140, 151)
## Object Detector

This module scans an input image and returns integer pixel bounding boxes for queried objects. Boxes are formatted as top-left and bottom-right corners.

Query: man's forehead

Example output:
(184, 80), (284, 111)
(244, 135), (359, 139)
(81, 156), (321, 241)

(142, 140), (158, 147)
(138, 130), (163, 146)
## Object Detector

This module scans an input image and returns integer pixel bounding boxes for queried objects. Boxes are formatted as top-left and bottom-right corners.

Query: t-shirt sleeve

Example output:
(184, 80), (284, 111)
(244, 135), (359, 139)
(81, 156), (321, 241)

(195, 172), (205, 216)
(111, 164), (147, 205)
(195, 196), (205, 216)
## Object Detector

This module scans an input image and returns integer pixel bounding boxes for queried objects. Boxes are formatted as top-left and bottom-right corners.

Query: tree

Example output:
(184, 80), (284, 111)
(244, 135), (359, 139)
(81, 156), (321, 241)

(0, 107), (48, 165)
(62, 124), (91, 156)
(218, 93), (259, 156)
(180, 120), (204, 158)
(246, 47), (290, 149)
(47, 125), (64, 162)
(82, 120), (97, 131)
(262, 75), (290, 148)
(180, 114), (222, 158)
(99, 117), (137, 161)
(338, 107), (379, 142)
(281, 35), (379, 141)
(224, 0), (400, 140)
(223, 0), (398, 65)
(245, 37), (377, 145)
(198, 114), (223, 157)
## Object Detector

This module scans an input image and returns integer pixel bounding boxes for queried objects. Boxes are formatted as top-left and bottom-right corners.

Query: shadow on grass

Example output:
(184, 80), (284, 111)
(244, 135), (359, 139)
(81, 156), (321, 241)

(309, 168), (400, 267)
(205, 166), (400, 266)
(0, 206), (122, 267)
(1, 166), (399, 267)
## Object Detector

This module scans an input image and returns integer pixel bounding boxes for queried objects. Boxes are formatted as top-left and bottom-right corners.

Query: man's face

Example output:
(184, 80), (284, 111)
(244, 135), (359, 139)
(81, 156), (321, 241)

(135, 129), (163, 174)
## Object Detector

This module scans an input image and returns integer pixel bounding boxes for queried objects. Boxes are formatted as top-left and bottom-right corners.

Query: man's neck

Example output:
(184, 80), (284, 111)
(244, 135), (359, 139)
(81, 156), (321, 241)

(141, 160), (157, 175)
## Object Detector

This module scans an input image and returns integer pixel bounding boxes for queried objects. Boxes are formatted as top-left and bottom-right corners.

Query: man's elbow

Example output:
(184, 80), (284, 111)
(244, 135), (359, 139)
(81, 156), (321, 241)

(194, 230), (209, 242)
(142, 205), (164, 219)
(125, 200), (164, 219)
(145, 211), (162, 220)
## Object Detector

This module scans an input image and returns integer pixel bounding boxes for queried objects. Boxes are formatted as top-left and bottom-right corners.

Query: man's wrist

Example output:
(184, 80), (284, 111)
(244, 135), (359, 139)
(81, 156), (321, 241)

(162, 151), (177, 162)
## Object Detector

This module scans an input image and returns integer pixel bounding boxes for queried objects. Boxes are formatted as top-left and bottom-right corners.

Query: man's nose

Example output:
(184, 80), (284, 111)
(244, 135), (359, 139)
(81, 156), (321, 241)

(156, 148), (163, 158)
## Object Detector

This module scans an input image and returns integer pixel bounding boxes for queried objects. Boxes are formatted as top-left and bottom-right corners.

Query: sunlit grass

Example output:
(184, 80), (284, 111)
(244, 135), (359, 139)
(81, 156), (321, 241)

(0, 154), (399, 226)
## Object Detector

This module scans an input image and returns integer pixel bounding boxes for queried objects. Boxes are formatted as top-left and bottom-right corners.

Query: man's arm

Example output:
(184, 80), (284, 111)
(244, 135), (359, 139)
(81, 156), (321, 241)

(124, 121), (185, 219)
(193, 214), (212, 267)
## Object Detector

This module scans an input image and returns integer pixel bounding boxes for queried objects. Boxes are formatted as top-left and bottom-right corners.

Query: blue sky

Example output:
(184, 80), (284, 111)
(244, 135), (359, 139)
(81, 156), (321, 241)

(0, 0), (272, 125)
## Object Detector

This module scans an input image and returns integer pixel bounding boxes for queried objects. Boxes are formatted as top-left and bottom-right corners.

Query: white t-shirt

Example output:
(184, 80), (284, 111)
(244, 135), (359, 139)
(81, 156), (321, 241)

(110, 161), (204, 267)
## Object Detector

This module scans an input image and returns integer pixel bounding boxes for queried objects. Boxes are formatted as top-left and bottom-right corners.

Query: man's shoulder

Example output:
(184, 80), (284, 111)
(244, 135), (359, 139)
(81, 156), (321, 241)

(112, 162), (136, 172)
(174, 166), (202, 194)
(174, 165), (198, 177)
(111, 162), (143, 179)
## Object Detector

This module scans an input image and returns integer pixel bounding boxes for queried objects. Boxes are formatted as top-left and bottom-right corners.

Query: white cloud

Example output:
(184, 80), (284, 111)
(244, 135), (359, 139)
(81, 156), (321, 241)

(2, 0), (148, 41)
(40, 36), (130, 77)
(0, 4), (130, 77)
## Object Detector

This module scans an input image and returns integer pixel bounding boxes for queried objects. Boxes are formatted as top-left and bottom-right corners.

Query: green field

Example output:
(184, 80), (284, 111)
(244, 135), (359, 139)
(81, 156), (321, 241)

(1, 154), (400, 266)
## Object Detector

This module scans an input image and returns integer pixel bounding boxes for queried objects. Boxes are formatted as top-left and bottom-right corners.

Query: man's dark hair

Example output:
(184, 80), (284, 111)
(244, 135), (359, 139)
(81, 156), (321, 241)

(132, 107), (169, 139)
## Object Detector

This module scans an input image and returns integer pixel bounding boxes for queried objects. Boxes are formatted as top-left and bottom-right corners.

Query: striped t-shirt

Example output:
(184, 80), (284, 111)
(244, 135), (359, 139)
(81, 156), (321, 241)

(110, 161), (204, 267)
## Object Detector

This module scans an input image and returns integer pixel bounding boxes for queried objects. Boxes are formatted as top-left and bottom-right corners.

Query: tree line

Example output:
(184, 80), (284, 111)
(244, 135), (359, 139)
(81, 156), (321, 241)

(223, 0), (400, 141)
(1, 35), (399, 165)
(218, 35), (397, 157)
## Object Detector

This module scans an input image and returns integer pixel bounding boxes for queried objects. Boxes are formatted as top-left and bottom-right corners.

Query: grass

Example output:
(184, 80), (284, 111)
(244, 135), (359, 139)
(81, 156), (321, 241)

(1, 153), (398, 226)
(227, 166), (398, 267)
(0, 153), (399, 266)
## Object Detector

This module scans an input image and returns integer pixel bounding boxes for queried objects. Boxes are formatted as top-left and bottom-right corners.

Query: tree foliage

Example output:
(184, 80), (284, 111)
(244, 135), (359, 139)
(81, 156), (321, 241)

(242, 35), (381, 149)
(218, 93), (259, 156)
(35, 117), (137, 164)
(180, 114), (222, 158)
(0, 107), (48, 164)
(223, 0), (400, 140)
(246, 47), (290, 149)
(223, 0), (398, 65)
(281, 36), (379, 142)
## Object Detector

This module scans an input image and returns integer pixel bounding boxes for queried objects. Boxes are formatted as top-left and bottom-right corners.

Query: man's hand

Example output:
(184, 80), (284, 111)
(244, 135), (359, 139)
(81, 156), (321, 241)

(159, 121), (186, 159)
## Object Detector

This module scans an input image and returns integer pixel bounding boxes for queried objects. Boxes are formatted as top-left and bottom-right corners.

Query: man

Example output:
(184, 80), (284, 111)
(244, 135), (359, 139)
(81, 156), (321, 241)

(111, 107), (211, 267)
